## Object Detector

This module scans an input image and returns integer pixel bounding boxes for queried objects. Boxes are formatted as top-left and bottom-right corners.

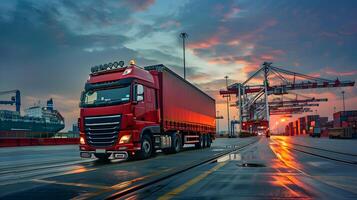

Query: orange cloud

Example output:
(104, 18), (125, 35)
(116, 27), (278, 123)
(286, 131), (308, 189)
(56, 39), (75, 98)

(227, 39), (241, 46)
(188, 36), (220, 49)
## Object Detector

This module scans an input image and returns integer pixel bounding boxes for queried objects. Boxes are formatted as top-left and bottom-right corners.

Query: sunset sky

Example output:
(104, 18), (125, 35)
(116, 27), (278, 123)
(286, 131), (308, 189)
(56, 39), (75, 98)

(0, 0), (356, 131)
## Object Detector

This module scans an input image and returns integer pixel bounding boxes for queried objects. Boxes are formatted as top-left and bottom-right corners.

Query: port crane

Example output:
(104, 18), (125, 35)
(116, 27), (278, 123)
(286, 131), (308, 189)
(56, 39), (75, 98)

(220, 62), (355, 135)
(0, 90), (21, 112)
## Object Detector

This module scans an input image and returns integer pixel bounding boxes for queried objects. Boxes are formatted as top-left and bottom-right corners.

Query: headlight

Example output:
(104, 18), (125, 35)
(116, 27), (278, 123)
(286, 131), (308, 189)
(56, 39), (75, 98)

(119, 135), (131, 144)
(80, 136), (85, 145)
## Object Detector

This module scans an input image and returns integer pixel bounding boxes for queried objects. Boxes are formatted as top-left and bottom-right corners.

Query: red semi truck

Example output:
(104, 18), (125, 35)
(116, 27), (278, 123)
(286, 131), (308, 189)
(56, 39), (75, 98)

(79, 60), (216, 161)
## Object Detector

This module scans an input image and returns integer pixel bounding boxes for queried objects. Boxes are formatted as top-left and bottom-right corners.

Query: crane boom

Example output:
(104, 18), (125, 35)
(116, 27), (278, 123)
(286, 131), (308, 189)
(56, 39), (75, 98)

(0, 90), (21, 112)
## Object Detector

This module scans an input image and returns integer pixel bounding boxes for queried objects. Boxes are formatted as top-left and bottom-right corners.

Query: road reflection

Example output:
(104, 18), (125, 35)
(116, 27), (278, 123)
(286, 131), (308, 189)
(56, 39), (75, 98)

(270, 137), (304, 171)
(269, 137), (312, 198)
(63, 165), (96, 175)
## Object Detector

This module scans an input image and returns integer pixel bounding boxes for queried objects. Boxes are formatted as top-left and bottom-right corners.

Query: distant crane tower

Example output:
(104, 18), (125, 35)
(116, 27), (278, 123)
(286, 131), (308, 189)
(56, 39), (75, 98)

(0, 90), (21, 113)
(220, 62), (355, 135)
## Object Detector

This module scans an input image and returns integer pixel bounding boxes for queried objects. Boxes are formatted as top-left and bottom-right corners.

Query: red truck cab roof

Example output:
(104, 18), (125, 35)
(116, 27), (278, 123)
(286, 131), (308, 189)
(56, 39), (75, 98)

(88, 64), (154, 84)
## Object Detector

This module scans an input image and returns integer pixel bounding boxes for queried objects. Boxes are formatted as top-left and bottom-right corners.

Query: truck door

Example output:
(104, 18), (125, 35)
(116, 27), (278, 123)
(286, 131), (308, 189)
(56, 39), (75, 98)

(144, 87), (156, 122)
(134, 84), (145, 120)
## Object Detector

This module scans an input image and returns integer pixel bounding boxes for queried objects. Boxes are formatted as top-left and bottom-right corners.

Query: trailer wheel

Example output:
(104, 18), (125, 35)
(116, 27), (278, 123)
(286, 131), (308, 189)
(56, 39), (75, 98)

(138, 134), (153, 159)
(172, 133), (182, 153)
(206, 134), (211, 147)
(94, 153), (110, 162)
(203, 134), (208, 148)
(195, 135), (203, 149)
(163, 133), (182, 154)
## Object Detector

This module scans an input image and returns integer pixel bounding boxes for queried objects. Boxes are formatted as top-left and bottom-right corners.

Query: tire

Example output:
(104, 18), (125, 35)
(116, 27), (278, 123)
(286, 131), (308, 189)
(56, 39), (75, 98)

(195, 135), (203, 149)
(171, 133), (182, 153)
(206, 134), (211, 148)
(202, 134), (207, 148)
(94, 153), (110, 162)
(164, 133), (182, 154)
(137, 134), (153, 159)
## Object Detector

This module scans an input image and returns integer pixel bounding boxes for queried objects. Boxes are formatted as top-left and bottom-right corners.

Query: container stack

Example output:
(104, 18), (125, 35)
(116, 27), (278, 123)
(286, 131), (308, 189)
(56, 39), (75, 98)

(333, 111), (357, 136)
(298, 117), (306, 135)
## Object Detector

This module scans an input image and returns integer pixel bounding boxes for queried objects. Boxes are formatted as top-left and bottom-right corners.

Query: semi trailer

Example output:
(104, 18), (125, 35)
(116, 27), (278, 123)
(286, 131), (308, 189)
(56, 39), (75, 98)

(79, 60), (216, 161)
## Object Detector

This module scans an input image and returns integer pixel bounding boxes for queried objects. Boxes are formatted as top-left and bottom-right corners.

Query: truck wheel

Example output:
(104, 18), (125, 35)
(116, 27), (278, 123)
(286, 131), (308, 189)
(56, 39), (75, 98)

(206, 134), (211, 147)
(195, 135), (203, 149)
(94, 153), (110, 162)
(201, 134), (207, 148)
(138, 135), (153, 159)
(172, 133), (182, 153)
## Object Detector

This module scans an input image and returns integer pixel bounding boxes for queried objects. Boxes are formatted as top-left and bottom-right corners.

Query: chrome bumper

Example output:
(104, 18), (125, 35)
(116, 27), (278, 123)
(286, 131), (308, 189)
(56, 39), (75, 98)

(80, 150), (128, 160)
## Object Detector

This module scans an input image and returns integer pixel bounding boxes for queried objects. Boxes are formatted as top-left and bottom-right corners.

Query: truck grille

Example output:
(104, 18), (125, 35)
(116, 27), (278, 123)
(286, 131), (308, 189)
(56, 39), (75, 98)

(84, 114), (121, 147)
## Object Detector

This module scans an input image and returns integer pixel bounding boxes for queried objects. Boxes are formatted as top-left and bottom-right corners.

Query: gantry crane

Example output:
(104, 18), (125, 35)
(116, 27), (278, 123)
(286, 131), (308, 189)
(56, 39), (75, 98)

(220, 62), (355, 135)
(0, 90), (21, 113)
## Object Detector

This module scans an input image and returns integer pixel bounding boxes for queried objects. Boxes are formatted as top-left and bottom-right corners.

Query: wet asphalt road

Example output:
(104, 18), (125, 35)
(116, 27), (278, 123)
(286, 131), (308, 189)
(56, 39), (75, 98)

(0, 137), (257, 199)
(1, 136), (357, 199)
(132, 136), (357, 200)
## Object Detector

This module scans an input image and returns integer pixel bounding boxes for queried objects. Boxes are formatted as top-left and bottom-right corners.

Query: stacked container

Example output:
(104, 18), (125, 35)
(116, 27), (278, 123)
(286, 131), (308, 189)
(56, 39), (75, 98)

(333, 110), (357, 137)
(305, 115), (320, 135)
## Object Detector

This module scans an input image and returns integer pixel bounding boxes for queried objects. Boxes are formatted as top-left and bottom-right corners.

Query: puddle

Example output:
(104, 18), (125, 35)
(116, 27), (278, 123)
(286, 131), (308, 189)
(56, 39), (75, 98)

(217, 153), (242, 162)
(211, 149), (226, 152)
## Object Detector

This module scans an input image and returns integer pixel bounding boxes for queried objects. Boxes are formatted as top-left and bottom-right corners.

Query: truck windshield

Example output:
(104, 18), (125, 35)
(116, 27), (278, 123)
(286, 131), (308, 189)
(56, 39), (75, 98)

(81, 85), (131, 107)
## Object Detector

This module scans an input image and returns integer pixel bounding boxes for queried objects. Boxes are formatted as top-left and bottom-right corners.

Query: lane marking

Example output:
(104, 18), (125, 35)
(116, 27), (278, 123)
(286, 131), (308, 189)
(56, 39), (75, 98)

(158, 162), (227, 200)
(32, 179), (110, 189)
(1, 166), (97, 186)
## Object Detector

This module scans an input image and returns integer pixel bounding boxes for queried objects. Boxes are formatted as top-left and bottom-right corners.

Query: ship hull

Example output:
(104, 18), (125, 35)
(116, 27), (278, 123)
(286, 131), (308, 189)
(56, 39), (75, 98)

(0, 120), (64, 138)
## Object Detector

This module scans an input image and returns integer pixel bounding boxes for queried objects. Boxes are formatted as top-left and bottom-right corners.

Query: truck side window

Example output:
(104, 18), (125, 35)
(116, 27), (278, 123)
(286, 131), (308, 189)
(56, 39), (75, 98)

(135, 84), (144, 102)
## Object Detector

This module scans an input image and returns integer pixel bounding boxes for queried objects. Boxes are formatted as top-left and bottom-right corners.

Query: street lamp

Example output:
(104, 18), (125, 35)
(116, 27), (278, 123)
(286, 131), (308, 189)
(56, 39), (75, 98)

(224, 75), (230, 137)
(179, 32), (188, 79)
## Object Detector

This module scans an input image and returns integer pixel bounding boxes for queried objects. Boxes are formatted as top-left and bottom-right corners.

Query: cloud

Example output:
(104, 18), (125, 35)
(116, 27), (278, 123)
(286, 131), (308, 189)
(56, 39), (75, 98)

(188, 36), (220, 49)
(1, 0), (357, 132)
(324, 67), (357, 77)
(122, 0), (155, 11)
(223, 7), (241, 21)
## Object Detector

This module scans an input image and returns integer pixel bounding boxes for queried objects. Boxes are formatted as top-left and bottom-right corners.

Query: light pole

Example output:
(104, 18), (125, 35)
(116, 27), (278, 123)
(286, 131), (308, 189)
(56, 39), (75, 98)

(342, 91), (345, 112)
(179, 32), (188, 79)
(224, 76), (230, 137)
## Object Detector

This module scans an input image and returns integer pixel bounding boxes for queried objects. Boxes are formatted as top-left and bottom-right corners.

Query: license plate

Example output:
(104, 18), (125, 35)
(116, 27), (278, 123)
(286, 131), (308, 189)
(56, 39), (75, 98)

(95, 149), (106, 153)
